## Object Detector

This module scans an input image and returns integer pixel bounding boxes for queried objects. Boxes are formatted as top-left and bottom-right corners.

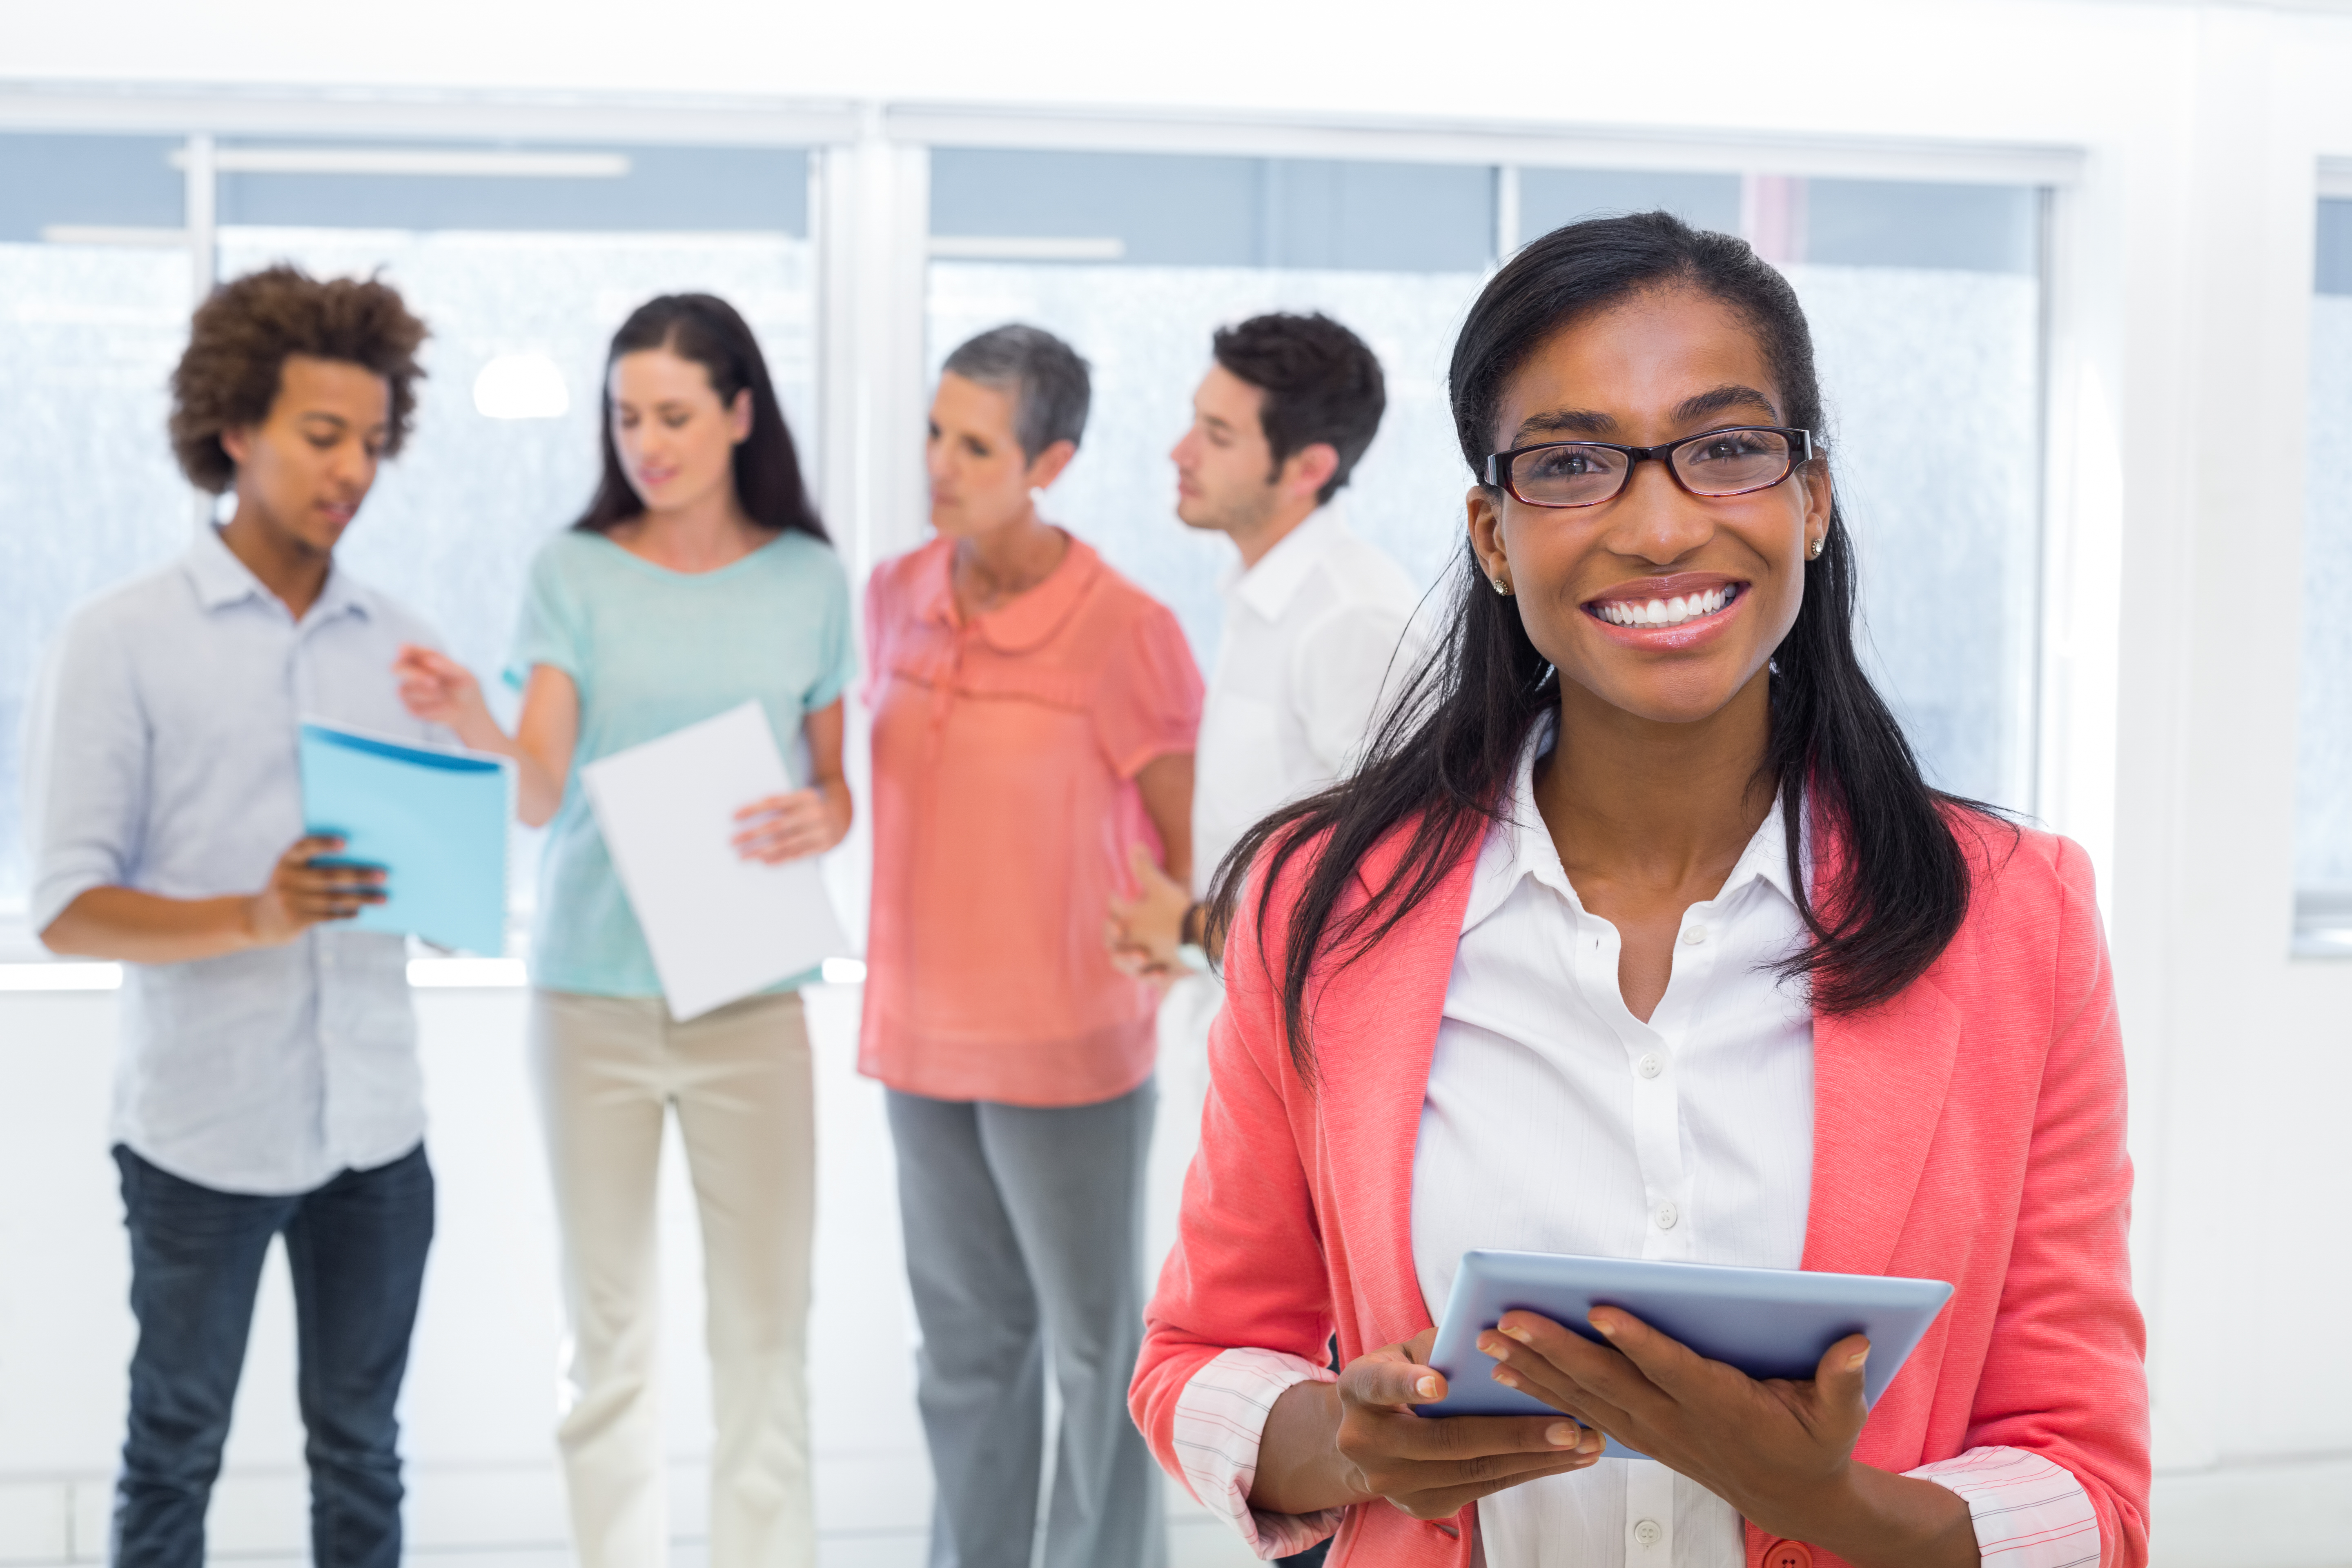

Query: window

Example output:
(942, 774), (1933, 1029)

(2294, 197), (2352, 951)
(927, 155), (2047, 813)
(0, 125), (2052, 942)
(0, 133), (198, 912)
(927, 148), (1495, 667)
(0, 134), (820, 929)
(212, 140), (818, 739)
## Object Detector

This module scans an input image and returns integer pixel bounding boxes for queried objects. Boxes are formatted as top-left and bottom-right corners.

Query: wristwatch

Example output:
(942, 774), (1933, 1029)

(1177, 901), (1212, 973)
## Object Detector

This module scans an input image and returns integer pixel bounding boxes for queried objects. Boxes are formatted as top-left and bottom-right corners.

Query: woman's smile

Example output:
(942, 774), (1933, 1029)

(1581, 573), (1750, 648)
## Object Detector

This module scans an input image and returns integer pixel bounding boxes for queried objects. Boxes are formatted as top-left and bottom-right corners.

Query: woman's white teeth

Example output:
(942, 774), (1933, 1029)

(1600, 586), (1736, 626)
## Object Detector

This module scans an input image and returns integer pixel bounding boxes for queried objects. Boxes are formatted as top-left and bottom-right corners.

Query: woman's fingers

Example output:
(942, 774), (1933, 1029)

(734, 791), (807, 822)
(732, 791), (829, 861)
(1585, 1307), (1711, 1400)
(1383, 1450), (1608, 1519)
(1343, 1353), (1447, 1410)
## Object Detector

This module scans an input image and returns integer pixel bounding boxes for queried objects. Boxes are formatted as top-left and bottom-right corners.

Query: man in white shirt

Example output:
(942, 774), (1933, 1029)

(28, 266), (443, 1568)
(1109, 313), (1424, 1455)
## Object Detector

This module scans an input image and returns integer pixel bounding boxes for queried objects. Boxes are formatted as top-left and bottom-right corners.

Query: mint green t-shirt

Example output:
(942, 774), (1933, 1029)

(506, 528), (856, 996)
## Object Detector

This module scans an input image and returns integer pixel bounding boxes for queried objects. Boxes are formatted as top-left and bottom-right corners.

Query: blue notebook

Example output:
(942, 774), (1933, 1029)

(298, 722), (512, 956)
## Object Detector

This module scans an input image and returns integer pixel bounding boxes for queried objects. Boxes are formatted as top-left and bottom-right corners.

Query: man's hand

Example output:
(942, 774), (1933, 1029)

(1107, 844), (1192, 978)
(244, 835), (387, 947)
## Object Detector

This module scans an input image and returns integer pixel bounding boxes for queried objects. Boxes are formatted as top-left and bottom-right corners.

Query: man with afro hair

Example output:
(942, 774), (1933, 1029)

(26, 264), (449, 1568)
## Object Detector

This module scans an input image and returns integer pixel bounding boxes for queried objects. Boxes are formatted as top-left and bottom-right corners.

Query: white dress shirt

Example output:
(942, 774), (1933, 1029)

(1189, 501), (1424, 896)
(1172, 720), (2100, 1566)
(1413, 724), (1813, 1567)
(24, 526), (444, 1196)
(1150, 502), (1428, 1274)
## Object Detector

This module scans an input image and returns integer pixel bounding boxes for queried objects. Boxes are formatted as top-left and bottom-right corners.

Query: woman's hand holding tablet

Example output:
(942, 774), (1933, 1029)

(1247, 1327), (1605, 1520)
(1481, 1306), (1876, 1537)
(1385, 1251), (1982, 1566)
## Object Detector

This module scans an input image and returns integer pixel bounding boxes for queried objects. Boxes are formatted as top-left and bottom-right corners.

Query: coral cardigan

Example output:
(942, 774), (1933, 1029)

(1130, 813), (2150, 1568)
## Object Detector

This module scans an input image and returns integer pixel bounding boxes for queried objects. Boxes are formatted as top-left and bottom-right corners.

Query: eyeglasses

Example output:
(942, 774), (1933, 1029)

(1485, 426), (1814, 509)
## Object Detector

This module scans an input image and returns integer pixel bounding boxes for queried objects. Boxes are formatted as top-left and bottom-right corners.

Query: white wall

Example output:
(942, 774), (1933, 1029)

(6, 2), (2352, 1564)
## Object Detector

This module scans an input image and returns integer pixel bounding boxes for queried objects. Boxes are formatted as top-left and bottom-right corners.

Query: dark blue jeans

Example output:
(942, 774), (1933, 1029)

(111, 1143), (434, 1568)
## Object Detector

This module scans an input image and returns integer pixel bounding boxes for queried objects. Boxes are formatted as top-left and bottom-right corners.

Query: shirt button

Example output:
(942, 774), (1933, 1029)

(1764, 1544), (1815, 1568)
(1635, 1053), (1664, 1079)
(1654, 1201), (1679, 1231)
(1680, 923), (1708, 945)
(1633, 1518), (1664, 1548)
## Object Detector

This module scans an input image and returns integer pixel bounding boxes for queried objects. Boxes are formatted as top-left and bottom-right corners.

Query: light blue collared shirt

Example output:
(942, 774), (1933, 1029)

(24, 527), (447, 1196)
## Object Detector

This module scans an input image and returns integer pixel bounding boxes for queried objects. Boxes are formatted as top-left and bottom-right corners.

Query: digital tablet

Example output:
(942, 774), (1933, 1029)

(1418, 1250), (1953, 1459)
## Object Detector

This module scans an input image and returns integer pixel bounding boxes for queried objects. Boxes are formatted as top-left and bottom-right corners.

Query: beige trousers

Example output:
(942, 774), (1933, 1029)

(530, 989), (816, 1568)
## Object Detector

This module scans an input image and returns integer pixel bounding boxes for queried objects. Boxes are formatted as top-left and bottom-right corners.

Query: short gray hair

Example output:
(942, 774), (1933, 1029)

(941, 323), (1091, 462)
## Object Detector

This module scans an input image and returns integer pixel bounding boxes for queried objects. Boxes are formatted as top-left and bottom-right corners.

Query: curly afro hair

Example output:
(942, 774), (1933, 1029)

(169, 264), (429, 494)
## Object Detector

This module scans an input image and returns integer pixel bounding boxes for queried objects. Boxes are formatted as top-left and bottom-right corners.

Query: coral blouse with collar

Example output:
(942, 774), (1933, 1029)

(859, 533), (1203, 1108)
(1130, 802), (2150, 1568)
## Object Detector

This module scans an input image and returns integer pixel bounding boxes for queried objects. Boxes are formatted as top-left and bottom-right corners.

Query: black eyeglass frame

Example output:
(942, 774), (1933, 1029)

(1483, 425), (1815, 509)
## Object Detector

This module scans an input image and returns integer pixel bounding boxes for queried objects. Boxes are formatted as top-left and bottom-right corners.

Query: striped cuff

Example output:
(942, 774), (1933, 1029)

(1907, 1446), (2100, 1567)
(1172, 1346), (1349, 1560)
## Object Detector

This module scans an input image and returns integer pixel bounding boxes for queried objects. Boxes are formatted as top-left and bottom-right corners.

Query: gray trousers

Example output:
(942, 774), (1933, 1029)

(886, 1081), (1167, 1568)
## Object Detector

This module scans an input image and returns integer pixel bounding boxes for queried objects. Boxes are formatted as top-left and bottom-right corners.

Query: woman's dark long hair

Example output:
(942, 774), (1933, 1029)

(1209, 211), (1986, 1080)
(575, 293), (827, 541)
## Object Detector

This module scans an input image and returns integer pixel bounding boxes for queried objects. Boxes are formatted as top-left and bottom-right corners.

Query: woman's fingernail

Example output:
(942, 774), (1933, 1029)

(1546, 1422), (1577, 1446)
(1501, 1324), (1530, 1343)
(1494, 1368), (1519, 1388)
(1593, 1319), (1617, 1337)
(1416, 1374), (1440, 1399)
(1849, 1347), (1870, 1370)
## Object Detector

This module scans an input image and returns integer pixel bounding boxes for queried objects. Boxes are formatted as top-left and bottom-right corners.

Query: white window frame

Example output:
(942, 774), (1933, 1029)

(2291, 156), (2352, 955)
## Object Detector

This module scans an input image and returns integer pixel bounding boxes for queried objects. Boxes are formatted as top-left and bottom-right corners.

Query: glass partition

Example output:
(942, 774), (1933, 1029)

(214, 143), (818, 919)
(2293, 197), (2352, 950)
(928, 149), (1494, 675)
(1782, 178), (2045, 812)
(214, 143), (817, 721)
(0, 135), (818, 924)
(929, 155), (2047, 813)
(0, 133), (198, 912)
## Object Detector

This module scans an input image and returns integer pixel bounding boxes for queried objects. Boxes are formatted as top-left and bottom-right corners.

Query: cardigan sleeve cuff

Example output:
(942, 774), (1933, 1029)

(1906, 1446), (2101, 1566)
(1172, 1346), (1349, 1560)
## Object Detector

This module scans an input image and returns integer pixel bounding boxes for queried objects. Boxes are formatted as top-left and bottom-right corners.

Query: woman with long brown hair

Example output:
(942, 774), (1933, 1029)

(397, 294), (850, 1568)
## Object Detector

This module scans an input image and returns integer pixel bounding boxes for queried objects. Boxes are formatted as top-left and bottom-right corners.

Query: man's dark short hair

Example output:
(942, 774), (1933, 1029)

(169, 264), (429, 494)
(1211, 312), (1386, 505)
(942, 323), (1091, 463)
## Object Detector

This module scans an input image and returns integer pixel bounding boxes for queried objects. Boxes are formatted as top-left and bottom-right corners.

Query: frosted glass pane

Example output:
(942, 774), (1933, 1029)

(216, 228), (818, 911)
(929, 262), (1483, 663)
(1785, 264), (2043, 810)
(929, 259), (2041, 812)
(216, 229), (817, 681)
(0, 243), (196, 907)
(2295, 294), (2352, 892)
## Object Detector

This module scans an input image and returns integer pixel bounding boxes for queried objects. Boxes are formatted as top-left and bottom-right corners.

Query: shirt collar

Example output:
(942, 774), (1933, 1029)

(183, 525), (373, 625)
(915, 529), (1101, 654)
(1463, 713), (1806, 933)
(1218, 501), (1345, 623)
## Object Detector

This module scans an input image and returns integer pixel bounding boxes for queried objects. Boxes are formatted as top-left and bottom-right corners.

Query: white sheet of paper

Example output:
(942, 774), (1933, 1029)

(581, 700), (848, 1022)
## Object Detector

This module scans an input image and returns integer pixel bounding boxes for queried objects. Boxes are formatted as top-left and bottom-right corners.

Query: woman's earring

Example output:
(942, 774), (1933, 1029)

(1491, 575), (1512, 597)
(1806, 536), (1824, 561)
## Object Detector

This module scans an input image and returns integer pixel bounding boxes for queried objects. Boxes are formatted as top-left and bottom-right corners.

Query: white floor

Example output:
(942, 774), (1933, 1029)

(0, 981), (1260, 1568)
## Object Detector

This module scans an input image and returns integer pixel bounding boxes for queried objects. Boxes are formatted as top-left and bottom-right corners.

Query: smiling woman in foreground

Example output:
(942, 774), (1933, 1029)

(1129, 213), (2149, 1568)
